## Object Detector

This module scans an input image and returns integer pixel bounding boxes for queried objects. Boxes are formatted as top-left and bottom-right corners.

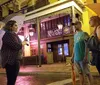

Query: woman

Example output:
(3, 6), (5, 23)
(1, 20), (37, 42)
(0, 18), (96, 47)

(1, 20), (27, 85)
(89, 16), (100, 74)
(0, 21), (5, 67)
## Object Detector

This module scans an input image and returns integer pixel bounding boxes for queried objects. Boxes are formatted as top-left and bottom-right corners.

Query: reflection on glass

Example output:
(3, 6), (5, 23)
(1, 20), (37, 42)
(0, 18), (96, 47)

(58, 44), (62, 48)
(48, 44), (51, 48)
(64, 43), (69, 56)
(48, 49), (51, 52)
(58, 44), (62, 55)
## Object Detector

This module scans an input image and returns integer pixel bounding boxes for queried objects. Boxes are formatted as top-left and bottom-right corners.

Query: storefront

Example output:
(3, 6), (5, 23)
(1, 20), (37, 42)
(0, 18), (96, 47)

(18, 0), (83, 65)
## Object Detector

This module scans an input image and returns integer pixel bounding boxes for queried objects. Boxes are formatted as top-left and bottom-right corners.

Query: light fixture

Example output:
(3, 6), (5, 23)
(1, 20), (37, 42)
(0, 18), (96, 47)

(57, 14), (63, 30)
(29, 24), (35, 36)
(40, 45), (43, 49)
(29, 31), (34, 36)
(57, 24), (63, 30)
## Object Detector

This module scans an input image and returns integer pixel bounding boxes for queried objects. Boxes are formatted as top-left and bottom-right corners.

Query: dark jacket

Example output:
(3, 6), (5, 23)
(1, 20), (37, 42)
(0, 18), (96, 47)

(1, 31), (22, 68)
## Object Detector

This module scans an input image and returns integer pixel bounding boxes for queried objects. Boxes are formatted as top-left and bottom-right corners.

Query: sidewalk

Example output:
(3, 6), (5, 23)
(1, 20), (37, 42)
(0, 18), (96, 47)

(0, 63), (99, 75)
(0, 63), (72, 75)
(0, 63), (99, 85)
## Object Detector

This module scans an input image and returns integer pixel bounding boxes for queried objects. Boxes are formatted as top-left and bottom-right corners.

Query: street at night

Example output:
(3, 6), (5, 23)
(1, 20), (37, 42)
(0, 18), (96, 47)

(0, 63), (100, 85)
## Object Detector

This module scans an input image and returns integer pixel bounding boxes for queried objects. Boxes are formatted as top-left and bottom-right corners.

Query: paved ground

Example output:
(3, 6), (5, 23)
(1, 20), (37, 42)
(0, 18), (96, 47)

(0, 63), (100, 85)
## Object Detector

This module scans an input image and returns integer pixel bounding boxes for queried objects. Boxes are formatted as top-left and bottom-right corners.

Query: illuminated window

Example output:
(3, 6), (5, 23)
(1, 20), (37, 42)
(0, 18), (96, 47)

(47, 44), (52, 52)
(58, 44), (62, 55)
(64, 43), (69, 56)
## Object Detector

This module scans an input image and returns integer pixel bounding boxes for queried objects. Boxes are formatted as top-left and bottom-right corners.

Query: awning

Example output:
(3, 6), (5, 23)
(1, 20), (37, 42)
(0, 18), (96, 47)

(85, 3), (100, 15)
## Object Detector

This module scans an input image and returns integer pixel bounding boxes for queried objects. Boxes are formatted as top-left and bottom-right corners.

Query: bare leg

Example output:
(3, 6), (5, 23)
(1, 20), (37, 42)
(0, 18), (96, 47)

(87, 73), (93, 85)
(79, 73), (85, 85)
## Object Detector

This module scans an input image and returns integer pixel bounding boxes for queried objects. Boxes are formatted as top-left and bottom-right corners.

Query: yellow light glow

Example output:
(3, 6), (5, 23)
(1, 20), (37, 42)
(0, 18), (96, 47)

(82, 6), (97, 35)
(85, 6), (97, 15)
(25, 1), (82, 21)
(82, 11), (90, 34)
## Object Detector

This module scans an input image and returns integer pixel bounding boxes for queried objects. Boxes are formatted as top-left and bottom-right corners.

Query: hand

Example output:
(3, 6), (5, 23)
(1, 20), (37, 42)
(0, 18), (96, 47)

(71, 57), (74, 64)
(22, 41), (27, 45)
(83, 57), (88, 63)
(24, 37), (28, 41)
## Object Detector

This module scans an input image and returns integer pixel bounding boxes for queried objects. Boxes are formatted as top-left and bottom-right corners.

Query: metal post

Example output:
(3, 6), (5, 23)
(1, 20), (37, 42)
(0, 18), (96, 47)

(37, 17), (41, 67)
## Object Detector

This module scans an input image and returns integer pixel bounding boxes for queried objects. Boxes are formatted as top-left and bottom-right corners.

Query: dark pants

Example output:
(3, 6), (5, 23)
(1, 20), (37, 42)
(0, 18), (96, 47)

(92, 52), (100, 74)
(5, 61), (20, 85)
(95, 56), (100, 74)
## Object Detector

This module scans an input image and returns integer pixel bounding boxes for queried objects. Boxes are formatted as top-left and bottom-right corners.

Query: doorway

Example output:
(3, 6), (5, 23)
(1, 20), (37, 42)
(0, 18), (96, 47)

(47, 40), (69, 63)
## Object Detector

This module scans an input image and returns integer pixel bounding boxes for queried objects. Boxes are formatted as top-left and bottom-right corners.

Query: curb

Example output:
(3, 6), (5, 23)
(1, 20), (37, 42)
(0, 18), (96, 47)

(0, 71), (99, 77)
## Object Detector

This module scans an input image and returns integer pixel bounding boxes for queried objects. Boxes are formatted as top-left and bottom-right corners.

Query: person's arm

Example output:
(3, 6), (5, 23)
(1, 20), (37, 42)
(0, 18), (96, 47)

(84, 46), (89, 61)
(97, 26), (100, 40)
(83, 32), (89, 63)
(71, 48), (74, 63)
(83, 40), (89, 63)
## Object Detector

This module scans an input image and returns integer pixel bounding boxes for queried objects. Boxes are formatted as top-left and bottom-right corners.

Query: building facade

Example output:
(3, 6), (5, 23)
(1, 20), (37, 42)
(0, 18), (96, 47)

(0, 0), (100, 65)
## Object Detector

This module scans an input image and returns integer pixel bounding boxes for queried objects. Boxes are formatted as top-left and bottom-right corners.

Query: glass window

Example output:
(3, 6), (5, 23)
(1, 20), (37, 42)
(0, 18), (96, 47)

(58, 44), (62, 55)
(48, 49), (52, 52)
(64, 43), (69, 56)
(47, 43), (52, 52)
(48, 44), (51, 48)
(58, 44), (62, 48)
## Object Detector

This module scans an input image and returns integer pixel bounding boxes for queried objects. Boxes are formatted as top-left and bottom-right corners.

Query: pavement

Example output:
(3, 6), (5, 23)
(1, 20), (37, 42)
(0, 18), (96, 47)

(0, 63), (100, 85)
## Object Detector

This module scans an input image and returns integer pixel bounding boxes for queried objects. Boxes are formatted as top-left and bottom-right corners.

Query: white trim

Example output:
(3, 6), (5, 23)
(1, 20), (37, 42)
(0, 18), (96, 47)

(72, 6), (75, 23)
(25, 1), (83, 21)
(73, 2), (83, 13)
(25, 0), (68, 16)
(76, 0), (84, 5)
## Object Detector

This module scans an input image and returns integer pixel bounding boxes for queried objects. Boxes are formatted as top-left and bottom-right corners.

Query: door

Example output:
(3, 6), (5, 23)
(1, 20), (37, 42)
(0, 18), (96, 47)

(53, 41), (69, 62)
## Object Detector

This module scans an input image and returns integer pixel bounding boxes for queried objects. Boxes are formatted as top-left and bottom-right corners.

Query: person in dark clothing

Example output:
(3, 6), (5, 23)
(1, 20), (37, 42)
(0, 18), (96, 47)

(1, 20), (27, 85)
(89, 16), (100, 74)
(0, 21), (5, 67)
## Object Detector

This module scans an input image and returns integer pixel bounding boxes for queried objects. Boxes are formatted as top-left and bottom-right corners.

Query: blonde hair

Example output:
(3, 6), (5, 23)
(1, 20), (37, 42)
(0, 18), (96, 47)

(0, 21), (5, 29)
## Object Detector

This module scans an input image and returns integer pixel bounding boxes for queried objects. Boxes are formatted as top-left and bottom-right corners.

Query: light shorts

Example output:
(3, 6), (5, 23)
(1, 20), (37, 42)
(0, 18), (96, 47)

(74, 61), (90, 75)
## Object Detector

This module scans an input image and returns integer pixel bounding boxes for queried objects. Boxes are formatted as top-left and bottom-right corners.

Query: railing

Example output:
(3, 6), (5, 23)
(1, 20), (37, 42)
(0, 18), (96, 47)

(21, 56), (39, 65)
(21, 55), (47, 65)
(0, 0), (13, 7)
